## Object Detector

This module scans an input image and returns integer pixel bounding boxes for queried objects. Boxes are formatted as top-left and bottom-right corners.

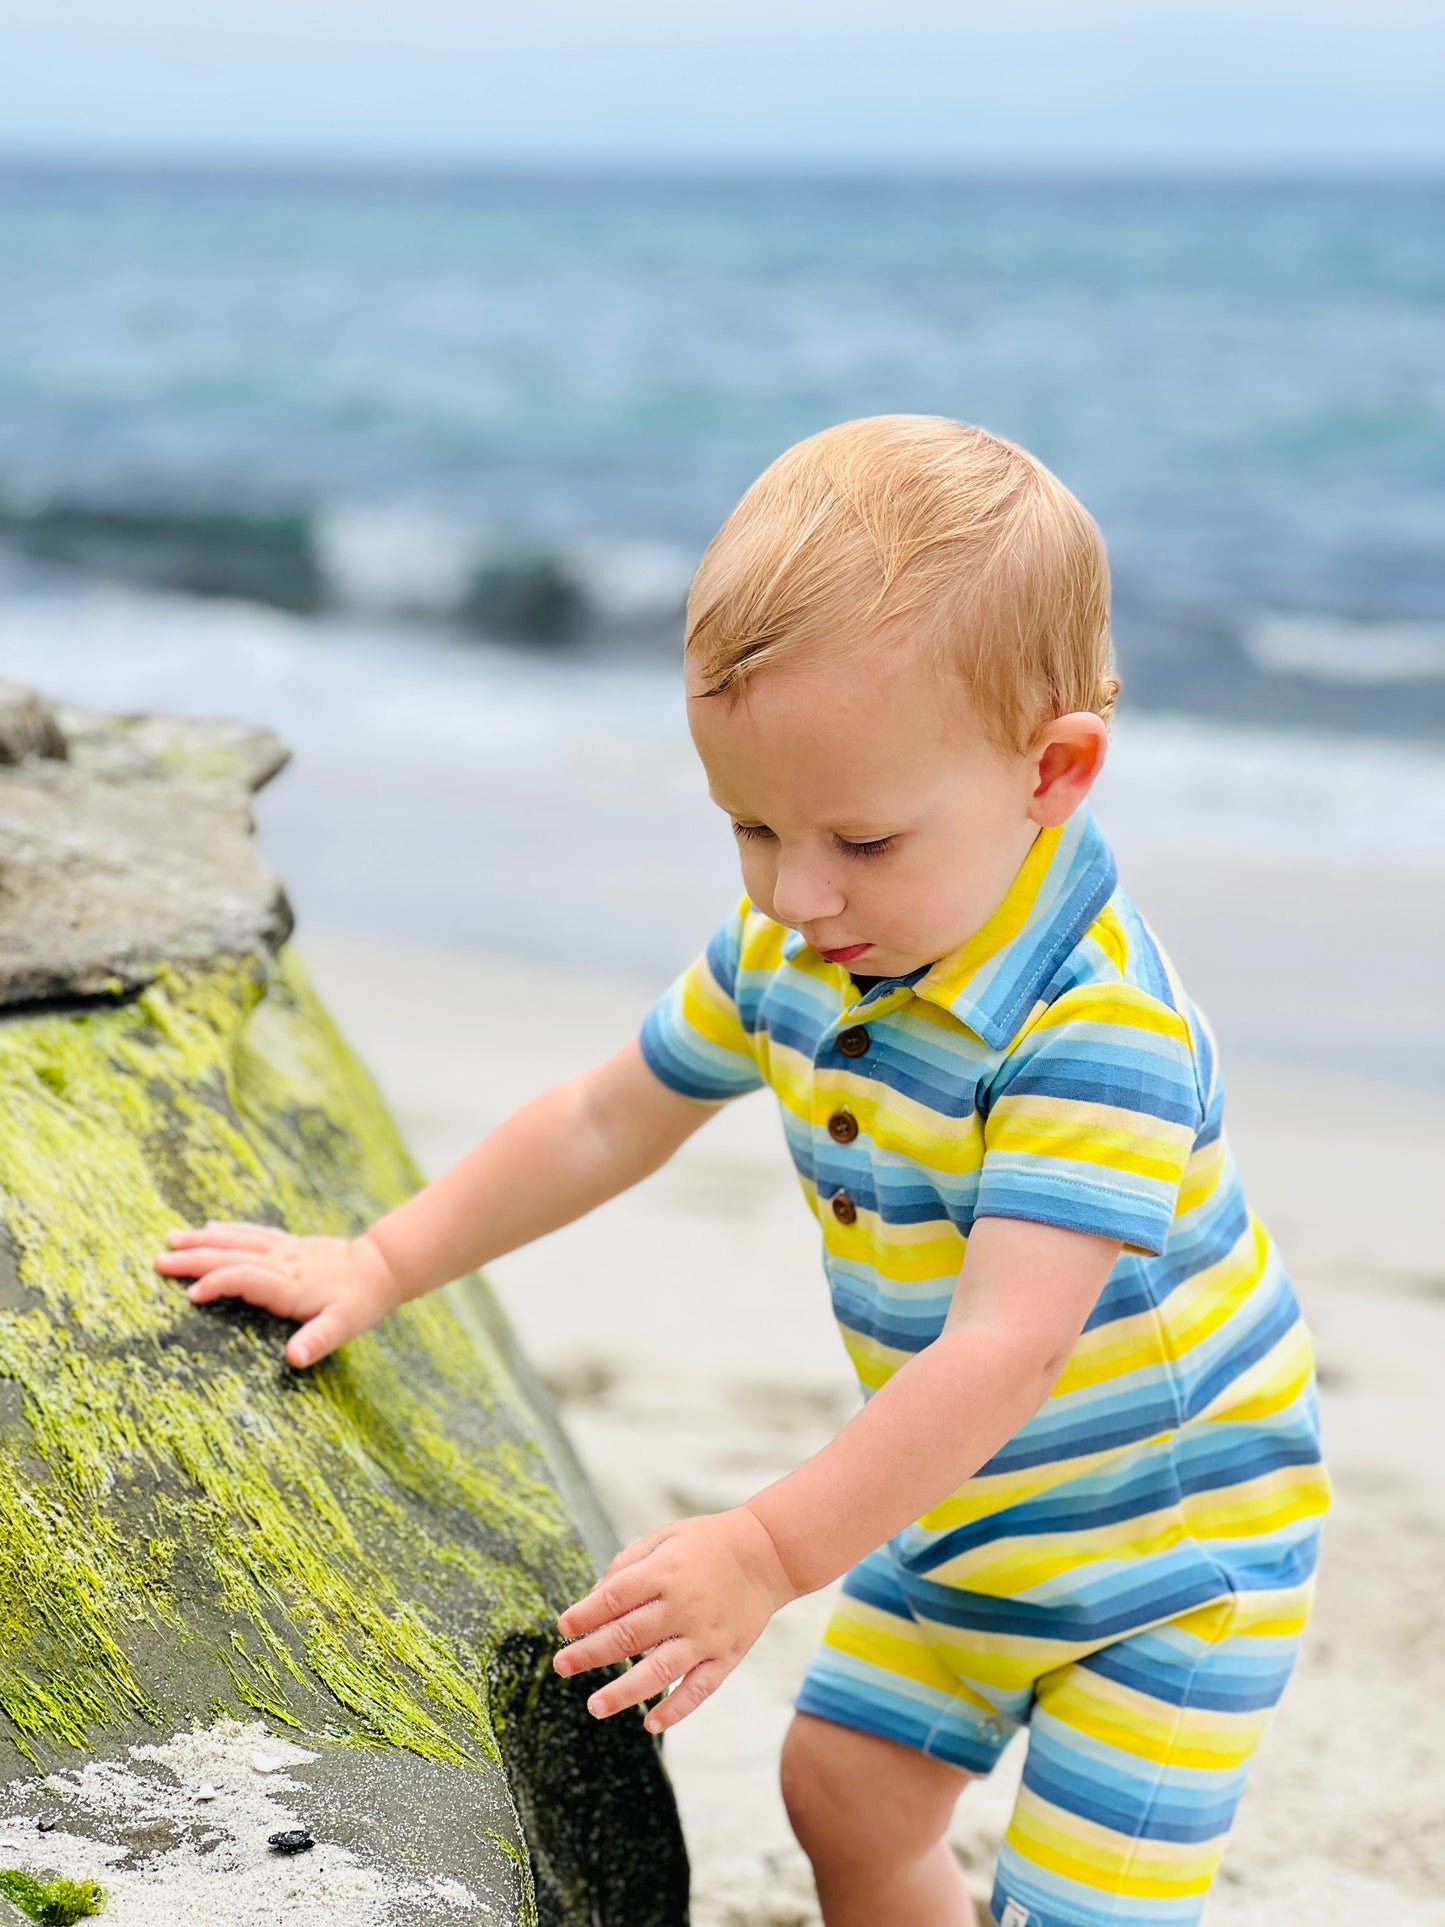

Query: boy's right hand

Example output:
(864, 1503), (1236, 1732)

(153, 1222), (405, 1369)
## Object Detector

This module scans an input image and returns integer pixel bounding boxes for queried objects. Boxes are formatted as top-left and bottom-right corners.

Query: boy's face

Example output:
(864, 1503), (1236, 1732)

(687, 645), (1088, 979)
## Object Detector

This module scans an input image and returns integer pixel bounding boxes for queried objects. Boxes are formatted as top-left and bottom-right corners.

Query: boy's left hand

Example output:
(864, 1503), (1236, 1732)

(554, 1504), (796, 1733)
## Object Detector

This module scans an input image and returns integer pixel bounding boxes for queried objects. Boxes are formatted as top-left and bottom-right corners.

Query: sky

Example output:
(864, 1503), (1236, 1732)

(3, 0), (1442, 173)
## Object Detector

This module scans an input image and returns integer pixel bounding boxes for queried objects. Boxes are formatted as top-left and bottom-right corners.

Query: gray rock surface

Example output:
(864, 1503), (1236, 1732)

(0, 683), (293, 1006)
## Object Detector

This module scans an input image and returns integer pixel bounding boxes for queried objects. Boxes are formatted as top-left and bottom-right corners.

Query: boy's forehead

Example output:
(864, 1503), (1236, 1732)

(687, 643), (954, 737)
(688, 655), (969, 818)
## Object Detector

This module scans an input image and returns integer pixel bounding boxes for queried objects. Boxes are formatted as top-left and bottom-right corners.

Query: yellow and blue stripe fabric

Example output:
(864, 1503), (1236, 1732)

(813, 1545), (1314, 1925)
(638, 804), (1328, 1926)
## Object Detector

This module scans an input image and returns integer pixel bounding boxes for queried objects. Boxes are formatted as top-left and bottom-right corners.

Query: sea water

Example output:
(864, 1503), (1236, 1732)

(1, 168), (1441, 971)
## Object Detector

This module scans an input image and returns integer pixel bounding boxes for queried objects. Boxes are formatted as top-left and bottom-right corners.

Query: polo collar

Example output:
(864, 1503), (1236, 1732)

(910, 806), (1117, 1049)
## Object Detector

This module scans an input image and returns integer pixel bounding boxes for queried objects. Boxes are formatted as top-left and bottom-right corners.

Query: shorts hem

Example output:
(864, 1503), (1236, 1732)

(793, 1679), (1010, 1778)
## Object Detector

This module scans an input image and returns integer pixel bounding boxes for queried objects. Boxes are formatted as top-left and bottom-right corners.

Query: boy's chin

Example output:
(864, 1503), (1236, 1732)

(852, 947), (926, 977)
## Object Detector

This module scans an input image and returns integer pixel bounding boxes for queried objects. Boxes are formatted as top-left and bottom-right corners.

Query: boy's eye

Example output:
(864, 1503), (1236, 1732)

(739, 820), (901, 859)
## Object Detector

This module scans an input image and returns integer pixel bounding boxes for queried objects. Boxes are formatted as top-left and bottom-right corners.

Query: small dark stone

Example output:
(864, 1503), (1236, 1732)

(37, 1815), (56, 1830)
(267, 1828), (314, 1855)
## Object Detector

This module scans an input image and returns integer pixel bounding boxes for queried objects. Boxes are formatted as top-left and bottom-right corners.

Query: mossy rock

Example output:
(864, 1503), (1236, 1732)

(0, 690), (689, 1925)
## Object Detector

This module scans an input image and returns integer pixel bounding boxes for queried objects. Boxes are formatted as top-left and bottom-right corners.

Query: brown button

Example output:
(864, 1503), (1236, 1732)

(838, 1026), (870, 1058)
(828, 1109), (859, 1144)
(830, 1190), (858, 1225)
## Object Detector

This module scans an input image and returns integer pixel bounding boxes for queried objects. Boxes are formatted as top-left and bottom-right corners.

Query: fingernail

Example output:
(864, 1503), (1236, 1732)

(645, 1716), (661, 1734)
(291, 1346), (309, 1367)
(587, 1696), (604, 1717)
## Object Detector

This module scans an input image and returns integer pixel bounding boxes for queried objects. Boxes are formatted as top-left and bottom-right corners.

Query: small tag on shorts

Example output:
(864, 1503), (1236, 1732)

(999, 1902), (1031, 1927)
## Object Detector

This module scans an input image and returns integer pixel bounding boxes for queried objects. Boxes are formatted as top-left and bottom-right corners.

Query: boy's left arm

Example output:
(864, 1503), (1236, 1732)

(554, 1215), (1121, 1731)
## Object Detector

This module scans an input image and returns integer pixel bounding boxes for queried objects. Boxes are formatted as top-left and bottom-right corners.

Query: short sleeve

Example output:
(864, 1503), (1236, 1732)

(638, 896), (768, 1102)
(975, 984), (1204, 1257)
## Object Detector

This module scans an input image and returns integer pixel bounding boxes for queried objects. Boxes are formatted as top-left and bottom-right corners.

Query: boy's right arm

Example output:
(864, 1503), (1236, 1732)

(153, 1038), (722, 1369)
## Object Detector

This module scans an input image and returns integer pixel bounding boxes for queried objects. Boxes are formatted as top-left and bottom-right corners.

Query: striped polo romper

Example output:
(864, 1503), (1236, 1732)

(639, 804), (1329, 1927)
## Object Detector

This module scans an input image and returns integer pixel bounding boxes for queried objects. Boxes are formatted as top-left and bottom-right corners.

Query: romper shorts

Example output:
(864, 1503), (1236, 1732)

(796, 1539), (1318, 1927)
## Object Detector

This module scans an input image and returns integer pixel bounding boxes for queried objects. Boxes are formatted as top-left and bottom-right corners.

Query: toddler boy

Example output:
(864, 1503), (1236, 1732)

(158, 417), (1330, 1927)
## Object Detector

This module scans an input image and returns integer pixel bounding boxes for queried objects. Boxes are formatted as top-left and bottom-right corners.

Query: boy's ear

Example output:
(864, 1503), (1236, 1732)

(1027, 712), (1109, 828)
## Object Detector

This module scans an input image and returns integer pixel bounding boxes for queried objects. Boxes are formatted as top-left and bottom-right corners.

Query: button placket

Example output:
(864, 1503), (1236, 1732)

(819, 1009), (876, 1233)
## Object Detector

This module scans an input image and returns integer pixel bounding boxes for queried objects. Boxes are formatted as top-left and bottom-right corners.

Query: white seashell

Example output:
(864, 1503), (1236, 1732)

(248, 1749), (290, 1774)
(193, 1783), (220, 1801)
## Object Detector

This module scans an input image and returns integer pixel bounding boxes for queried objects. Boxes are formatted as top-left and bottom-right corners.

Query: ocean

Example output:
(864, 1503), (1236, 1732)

(2, 167), (1442, 972)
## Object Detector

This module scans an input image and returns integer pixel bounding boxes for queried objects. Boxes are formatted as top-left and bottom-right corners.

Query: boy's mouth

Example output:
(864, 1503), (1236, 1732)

(817, 942), (872, 964)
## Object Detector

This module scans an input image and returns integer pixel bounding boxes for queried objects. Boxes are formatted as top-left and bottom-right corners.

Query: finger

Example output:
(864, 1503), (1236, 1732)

(587, 1642), (693, 1719)
(164, 1224), (284, 1252)
(156, 1246), (278, 1278)
(182, 1265), (294, 1308)
(604, 1527), (671, 1577)
(286, 1304), (354, 1370)
(554, 1601), (672, 1677)
(557, 1565), (661, 1641)
(169, 1220), (284, 1244)
(644, 1659), (728, 1734)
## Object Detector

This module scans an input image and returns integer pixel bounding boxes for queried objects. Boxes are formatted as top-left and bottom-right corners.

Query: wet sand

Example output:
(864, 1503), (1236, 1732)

(296, 850), (1445, 1925)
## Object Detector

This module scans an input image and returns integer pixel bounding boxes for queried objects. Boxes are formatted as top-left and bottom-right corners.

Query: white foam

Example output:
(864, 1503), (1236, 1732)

(315, 504), (482, 619)
(1241, 614), (1445, 685)
(1095, 711), (1445, 868)
(566, 537), (693, 622)
(310, 508), (693, 628)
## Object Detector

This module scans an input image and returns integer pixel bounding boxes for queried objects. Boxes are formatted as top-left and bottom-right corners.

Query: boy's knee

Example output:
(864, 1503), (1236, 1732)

(781, 1712), (967, 1868)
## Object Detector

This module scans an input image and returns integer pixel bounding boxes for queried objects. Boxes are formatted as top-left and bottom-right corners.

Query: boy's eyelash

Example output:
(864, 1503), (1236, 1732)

(730, 823), (896, 860)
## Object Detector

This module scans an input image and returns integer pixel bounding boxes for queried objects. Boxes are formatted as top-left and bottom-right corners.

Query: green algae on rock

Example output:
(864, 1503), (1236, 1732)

(0, 686), (689, 1926)
(0, 1871), (106, 1925)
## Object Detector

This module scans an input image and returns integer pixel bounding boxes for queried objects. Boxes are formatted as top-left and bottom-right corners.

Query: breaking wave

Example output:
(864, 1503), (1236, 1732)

(5, 487), (1445, 743)
(0, 492), (695, 645)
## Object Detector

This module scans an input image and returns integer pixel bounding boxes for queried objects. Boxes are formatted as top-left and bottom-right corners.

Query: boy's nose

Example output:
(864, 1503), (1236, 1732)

(770, 855), (846, 927)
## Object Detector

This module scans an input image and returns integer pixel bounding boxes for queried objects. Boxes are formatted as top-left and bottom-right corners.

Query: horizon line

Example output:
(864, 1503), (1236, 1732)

(2, 147), (1443, 188)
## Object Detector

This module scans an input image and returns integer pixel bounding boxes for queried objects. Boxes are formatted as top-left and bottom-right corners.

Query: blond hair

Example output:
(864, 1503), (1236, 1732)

(685, 415), (1119, 753)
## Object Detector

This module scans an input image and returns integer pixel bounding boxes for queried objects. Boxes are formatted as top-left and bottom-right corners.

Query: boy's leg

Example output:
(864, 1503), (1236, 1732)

(784, 1547), (1026, 1925)
(781, 1711), (978, 1927)
(991, 1580), (1315, 1927)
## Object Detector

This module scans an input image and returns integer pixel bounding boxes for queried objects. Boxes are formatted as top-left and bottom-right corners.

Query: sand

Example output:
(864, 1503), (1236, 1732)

(283, 856), (1445, 1926)
(0, 1721), (488, 1923)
